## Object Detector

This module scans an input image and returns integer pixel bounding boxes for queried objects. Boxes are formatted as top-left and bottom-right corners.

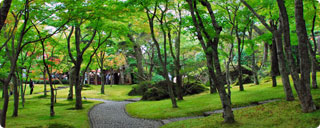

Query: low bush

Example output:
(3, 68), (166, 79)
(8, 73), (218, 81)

(183, 81), (207, 95)
(128, 81), (153, 96)
(141, 81), (171, 100)
(130, 80), (206, 101)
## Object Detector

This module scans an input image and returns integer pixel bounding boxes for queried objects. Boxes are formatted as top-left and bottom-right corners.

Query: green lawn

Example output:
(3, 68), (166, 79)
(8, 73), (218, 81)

(162, 99), (320, 128)
(1, 98), (100, 128)
(8, 84), (141, 101)
(0, 84), (139, 127)
(126, 75), (320, 120)
(54, 84), (140, 101)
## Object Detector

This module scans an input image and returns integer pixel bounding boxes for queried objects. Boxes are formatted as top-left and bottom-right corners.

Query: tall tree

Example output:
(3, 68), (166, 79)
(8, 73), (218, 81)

(187, 0), (234, 123)
(310, 0), (318, 89)
(144, 0), (178, 108)
(0, 0), (67, 126)
(294, 0), (316, 112)
(241, 0), (295, 101)
(166, 2), (184, 100)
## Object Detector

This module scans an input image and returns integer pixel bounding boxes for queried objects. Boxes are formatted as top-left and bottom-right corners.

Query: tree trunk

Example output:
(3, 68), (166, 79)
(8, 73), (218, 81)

(237, 33), (244, 91)
(101, 68), (105, 94)
(252, 50), (259, 85)
(310, 0), (318, 89)
(48, 73), (55, 116)
(67, 67), (74, 100)
(249, 23), (259, 85)
(270, 39), (279, 87)
(0, 0), (13, 31)
(75, 61), (82, 109)
(212, 43), (235, 123)
(1, 80), (10, 127)
(294, 0), (316, 112)
(44, 68), (47, 96)
(206, 54), (217, 94)
(311, 58), (318, 89)
(277, 0), (302, 102)
(187, 0), (234, 123)
(110, 70), (114, 86)
(12, 73), (19, 117)
(135, 45), (145, 81)
(274, 31), (295, 101)
(120, 66), (125, 85)
(94, 69), (98, 85)
(176, 71), (183, 100)
(133, 43), (145, 81)
(145, 3), (178, 108)
(262, 43), (269, 67)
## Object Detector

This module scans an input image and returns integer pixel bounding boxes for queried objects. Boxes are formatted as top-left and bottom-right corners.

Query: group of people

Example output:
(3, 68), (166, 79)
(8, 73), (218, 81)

(9, 79), (34, 96)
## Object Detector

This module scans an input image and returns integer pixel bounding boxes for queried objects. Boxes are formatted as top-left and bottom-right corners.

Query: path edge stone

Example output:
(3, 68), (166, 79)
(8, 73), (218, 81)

(88, 102), (105, 128)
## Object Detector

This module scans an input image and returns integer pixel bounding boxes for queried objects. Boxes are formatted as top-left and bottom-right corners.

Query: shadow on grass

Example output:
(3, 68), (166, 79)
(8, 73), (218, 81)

(26, 126), (42, 128)
(34, 95), (49, 99)
(48, 123), (74, 128)
(314, 98), (320, 109)
(65, 101), (94, 110)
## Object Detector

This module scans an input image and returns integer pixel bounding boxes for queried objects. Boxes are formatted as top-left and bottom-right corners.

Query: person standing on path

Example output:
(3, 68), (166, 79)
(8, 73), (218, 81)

(29, 79), (34, 94)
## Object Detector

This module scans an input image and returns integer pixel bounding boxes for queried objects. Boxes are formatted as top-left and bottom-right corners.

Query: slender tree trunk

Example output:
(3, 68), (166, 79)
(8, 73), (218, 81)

(212, 43), (235, 123)
(241, 0), (294, 101)
(236, 32), (243, 91)
(274, 31), (295, 101)
(294, 0), (316, 112)
(67, 68), (74, 100)
(176, 71), (183, 99)
(120, 66), (125, 85)
(187, 0), (234, 123)
(1, 87), (3, 99)
(94, 69), (98, 85)
(310, 0), (318, 89)
(110, 70), (114, 86)
(75, 61), (82, 109)
(270, 39), (279, 87)
(129, 34), (145, 81)
(311, 57), (318, 88)
(43, 68), (47, 96)
(12, 73), (19, 117)
(277, 0), (303, 102)
(1, 80), (10, 127)
(101, 68), (105, 94)
(252, 50), (259, 85)
(134, 44), (145, 81)
(225, 61), (232, 101)
(248, 23), (259, 85)
(262, 43), (269, 67)
(145, 3), (178, 108)
(226, 44), (234, 94)
(0, 0), (13, 31)
(206, 54), (217, 94)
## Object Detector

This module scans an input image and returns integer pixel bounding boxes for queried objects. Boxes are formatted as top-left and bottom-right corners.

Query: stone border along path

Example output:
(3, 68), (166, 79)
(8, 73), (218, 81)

(88, 98), (280, 128)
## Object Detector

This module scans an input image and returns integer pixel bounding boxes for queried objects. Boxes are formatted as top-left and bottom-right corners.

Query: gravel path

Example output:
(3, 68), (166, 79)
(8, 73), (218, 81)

(88, 98), (280, 127)
(88, 99), (162, 128)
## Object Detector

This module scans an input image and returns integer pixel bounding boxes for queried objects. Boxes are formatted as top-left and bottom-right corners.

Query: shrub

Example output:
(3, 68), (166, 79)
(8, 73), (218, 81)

(142, 87), (169, 100)
(183, 81), (207, 95)
(129, 80), (207, 101)
(128, 81), (153, 96)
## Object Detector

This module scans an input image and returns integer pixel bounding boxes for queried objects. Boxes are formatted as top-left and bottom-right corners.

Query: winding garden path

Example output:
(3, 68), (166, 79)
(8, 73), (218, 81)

(88, 98), (280, 128)
(88, 98), (162, 128)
